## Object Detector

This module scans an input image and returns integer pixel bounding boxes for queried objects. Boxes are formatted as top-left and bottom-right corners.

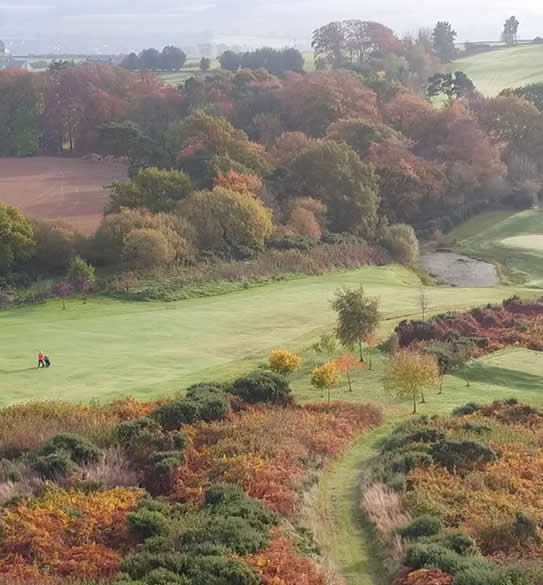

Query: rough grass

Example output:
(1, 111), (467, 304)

(1, 265), (533, 407)
(501, 234), (543, 251)
(452, 44), (543, 95)
(447, 208), (543, 286)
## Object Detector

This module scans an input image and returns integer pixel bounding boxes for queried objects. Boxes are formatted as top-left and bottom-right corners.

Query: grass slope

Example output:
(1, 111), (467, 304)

(1, 265), (533, 407)
(447, 208), (543, 286)
(452, 44), (543, 95)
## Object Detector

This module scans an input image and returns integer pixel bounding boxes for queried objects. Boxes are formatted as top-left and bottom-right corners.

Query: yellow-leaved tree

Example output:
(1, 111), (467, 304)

(269, 350), (302, 376)
(384, 350), (439, 414)
(311, 361), (341, 403)
(179, 187), (272, 252)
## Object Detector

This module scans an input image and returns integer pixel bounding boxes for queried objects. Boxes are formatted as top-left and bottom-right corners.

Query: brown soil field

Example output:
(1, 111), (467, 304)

(0, 157), (128, 234)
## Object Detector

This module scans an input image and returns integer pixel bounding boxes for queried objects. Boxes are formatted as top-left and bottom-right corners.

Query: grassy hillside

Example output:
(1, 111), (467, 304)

(452, 44), (543, 95)
(1, 264), (534, 407)
(447, 208), (543, 286)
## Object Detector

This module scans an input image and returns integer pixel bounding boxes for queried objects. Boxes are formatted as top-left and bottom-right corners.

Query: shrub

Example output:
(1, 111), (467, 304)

(399, 515), (441, 539)
(115, 417), (163, 449)
(311, 332), (337, 354)
(185, 385), (230, 422)
(436, 531), (479, 556)
(127, 508), (170, 539)
(150, 400), (200, 431)
(452, 402), (481, 417)
(152, 451), (184, 475)
(268, 235), (315, 251)
(231, 371), (291, 405)
(122, 228), (176, 270)
(311, 362), (341, 395)
(431, 440), (497, 473)
(32, 221), (79, 272)
(37, 433), (102, 464)
(68, 255), (95, 288)
(32, 449), (78, 479)
(268, 350), (302, 376)
(379, 332), (399, 355)
(382, 223), (419, 265)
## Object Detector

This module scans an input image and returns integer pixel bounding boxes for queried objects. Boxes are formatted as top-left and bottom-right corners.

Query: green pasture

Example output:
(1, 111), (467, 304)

(452, 44), (543, 95)
(1, 265), (533, 407)
(156, 58), (220, 86)
(447, 208), (543, 286)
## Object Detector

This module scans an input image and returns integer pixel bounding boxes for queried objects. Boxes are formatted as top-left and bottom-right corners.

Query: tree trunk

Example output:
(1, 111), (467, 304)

(368, 349), (372, 371)
(62, 299), (66, 310)
(327, 388), (331, 403)
(420, 388), (426, 403)
(359, 339), (364, 362)
(347, 373), (352, 392)
(412, 392), (417, 414)
(464, 370), (471, 387)
(439, 376), (444, 395)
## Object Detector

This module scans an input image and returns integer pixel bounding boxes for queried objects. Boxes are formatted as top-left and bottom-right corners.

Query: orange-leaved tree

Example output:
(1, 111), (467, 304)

(269, 350), (302, 376)
(335, 354), (364, 392)
(311, 361), (341, 402)
(384, 350), (439, 414)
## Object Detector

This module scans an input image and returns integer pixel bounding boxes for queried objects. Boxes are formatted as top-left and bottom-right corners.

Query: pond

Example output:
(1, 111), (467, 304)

(419, 252), (499, 287)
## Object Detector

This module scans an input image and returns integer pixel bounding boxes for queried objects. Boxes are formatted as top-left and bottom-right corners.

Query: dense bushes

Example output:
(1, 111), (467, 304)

(381, 223), (419, 265)
(363, 402), (543, 584)
(150, 385), (230, 431)
(230, 371), (292, 405)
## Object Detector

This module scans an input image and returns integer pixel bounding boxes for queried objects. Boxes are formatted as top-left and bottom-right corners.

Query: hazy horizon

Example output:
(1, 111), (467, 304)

(1, 0), (542, 54)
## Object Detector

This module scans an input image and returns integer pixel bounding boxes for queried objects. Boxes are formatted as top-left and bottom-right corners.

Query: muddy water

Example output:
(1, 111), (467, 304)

(420, 252), (499, 287)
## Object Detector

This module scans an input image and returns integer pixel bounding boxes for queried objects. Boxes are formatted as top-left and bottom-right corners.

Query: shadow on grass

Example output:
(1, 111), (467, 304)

(1, 368), (37, 375)
(453, 364), (543, 392)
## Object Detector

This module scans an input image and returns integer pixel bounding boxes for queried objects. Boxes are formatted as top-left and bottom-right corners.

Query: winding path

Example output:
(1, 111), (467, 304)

(306, 422), (395, 585)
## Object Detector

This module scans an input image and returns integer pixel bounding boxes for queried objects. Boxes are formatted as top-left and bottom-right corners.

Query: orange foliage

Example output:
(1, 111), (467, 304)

(173, 403), (381, 514)
(0, 487), (144, 580)
(246, 533), (328, 585)
(215, 170), (263, 195)
(397, 569), (452, 585)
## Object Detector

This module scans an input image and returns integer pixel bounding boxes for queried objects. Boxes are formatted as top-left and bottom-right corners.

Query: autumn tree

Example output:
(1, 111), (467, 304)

(335, 354), (363, 391)
(200, 57), (211, 72)
(285, 197), (327, 239)
(327, 118), (398, 158)
(385, 350), (439, 414)
(502, 83), (543, 113)
(267, 132), (318, 167)
(214, 170), (263, 195)
(139, 48), (161, 70)
(311, 361), (341, 402)
(94, 208), (190, 265)
(332, 286), (381, 361)
(280, 71), (380, 137)
(122, 228), (175, 269)
(0, 203), (35, 274)
(176, 111), (270, 180)
(179, 187), (272, 253)
(67, 255), (95, 293)
(108, 168), (193, 213)
(381, 224), (420, 265)
(289, 141), (380, 236)
(97, 121), (151, 177)
(269, 350), (302, 376)
(503, 16), (520, 46)
(432, 21), (457, 63)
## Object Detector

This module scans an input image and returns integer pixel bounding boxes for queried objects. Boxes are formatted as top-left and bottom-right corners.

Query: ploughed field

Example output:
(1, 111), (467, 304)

(0, 157), (127, 234)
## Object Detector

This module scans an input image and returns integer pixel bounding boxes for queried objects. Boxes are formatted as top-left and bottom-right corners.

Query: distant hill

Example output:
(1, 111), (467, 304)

(452, 43), (543, 95)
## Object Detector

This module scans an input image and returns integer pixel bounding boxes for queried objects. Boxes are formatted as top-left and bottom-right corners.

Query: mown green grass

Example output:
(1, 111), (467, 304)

(156, 58), (220, 86)
(1, 265), (533, 407)
(447, 208), (543, 286)
(452, 44), (543, 95)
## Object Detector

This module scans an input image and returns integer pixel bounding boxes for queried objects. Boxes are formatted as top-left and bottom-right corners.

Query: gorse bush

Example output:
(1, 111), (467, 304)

(268, 350), (302, 376)
(399, 515), (441, 539)
(231, 371), (292, 405)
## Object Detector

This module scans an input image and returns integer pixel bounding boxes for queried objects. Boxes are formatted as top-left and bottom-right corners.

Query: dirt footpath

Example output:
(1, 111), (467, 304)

(0, 157), (128, 234)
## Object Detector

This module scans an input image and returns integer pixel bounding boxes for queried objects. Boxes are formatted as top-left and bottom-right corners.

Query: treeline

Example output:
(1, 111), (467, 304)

(218, 47), (304, 75)
(121, 45), (187, 71)
(3, 17), (543, 290)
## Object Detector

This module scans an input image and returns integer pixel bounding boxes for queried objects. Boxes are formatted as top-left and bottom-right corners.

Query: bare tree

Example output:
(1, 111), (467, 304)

(418, 288), (430, 320)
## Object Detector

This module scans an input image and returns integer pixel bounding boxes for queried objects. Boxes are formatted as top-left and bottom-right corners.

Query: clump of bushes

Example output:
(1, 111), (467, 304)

(117, 484), (276, 585)
(150, 385), (230, 431)
(230, 371), (292, 405)
(381, 223), (419, 265)
(31, 433), (102, 479)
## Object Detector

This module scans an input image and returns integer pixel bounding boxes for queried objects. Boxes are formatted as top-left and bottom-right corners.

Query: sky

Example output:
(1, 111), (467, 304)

(1, 0), (542, 53)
